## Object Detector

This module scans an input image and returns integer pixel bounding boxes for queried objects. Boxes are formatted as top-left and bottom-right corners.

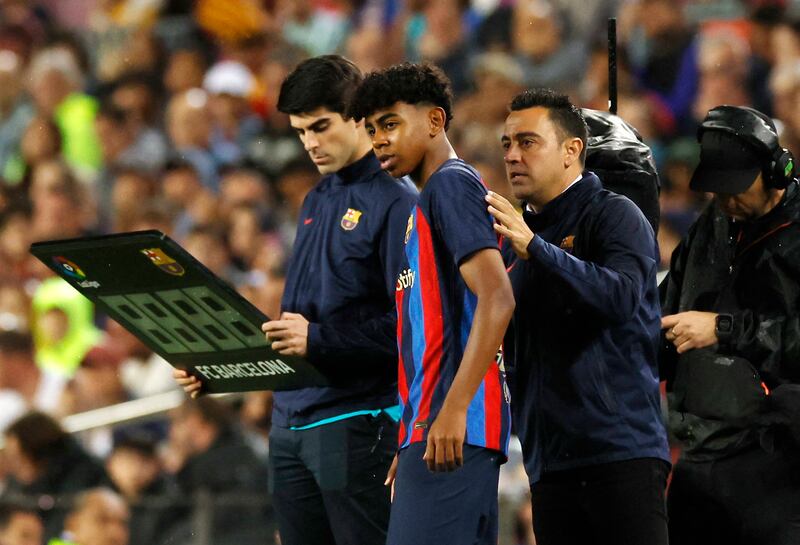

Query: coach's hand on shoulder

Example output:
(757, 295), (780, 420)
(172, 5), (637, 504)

(173, 368), (203, 399)
(662, 311), (718, 354)
(485, 191), (533, 259)
(262, 312), (309, 357)
(424, 405), (467, 473)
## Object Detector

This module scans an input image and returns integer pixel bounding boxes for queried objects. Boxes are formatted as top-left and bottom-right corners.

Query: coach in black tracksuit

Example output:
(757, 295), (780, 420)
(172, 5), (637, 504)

(177, 56), (417, 545)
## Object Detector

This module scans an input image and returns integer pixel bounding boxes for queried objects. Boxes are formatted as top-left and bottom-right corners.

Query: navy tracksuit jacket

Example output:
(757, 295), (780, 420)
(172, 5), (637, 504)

(504, 172), (670, 483)
(272, 151), (418, 428)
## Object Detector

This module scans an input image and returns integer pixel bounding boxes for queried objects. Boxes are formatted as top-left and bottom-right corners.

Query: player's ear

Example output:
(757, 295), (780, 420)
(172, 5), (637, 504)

(428, 107), (446, 137)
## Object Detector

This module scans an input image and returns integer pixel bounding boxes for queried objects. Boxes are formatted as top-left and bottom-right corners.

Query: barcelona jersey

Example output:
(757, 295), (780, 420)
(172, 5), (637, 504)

(395, 159), (511, 456)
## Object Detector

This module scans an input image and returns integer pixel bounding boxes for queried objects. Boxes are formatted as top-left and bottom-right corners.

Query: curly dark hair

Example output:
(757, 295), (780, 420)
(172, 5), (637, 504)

(348, 62), (454, 130)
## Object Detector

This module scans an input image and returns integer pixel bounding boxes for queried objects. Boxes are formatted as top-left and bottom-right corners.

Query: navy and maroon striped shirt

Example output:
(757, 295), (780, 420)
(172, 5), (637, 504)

(395, 159), (511, 455)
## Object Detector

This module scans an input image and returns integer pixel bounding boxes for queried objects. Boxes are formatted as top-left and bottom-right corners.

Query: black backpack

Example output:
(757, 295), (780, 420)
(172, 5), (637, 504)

(582, 108), (661, 235)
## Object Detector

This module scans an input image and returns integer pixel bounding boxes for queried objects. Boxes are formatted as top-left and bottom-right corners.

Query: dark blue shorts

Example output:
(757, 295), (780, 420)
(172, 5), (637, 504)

(387, 442), (501, 545)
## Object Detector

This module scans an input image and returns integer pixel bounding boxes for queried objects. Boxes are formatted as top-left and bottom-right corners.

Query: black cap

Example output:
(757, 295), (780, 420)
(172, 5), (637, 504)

(689, 130), (765, 194)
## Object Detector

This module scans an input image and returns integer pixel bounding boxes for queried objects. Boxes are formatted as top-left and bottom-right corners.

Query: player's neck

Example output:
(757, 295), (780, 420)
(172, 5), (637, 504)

(412, 136), (457, 189)
(344, 135), (375, 167)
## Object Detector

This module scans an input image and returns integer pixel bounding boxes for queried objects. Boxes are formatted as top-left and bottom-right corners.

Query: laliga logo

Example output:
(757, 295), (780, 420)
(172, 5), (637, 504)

(54, 256), (85, 279)
(52, 257), (101, 288)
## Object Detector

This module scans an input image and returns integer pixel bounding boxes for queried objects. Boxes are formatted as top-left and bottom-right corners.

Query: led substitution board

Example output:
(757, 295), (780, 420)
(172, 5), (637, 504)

(30, 231), (328, 393)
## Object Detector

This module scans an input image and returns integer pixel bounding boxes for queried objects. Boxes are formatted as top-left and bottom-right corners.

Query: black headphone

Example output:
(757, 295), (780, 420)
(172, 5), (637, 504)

(698, 105), (797, 189)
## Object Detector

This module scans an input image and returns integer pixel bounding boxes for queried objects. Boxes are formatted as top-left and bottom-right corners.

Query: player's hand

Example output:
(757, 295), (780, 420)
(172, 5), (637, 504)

(662, 311), (718, 354)
(485, 191), (533, 260)
(384, 453), (398, 501)
(262, 312), (309, 356)
(423, 406), (467, 472)
(173, 368), (203, 399)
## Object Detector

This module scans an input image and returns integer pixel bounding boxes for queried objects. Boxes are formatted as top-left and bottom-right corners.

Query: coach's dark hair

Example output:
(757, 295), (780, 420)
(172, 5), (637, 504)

(277, 55), (363, 117)
(510, 88), (589, 163)
(348, 62), (454, 130)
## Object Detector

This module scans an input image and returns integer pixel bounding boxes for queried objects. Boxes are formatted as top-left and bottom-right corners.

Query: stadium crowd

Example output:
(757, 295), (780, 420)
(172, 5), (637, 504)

(0, 0), (798, 544)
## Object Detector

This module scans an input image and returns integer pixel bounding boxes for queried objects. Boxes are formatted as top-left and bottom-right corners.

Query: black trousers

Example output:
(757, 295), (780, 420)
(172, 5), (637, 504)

(668, 446), (800, 545)
(530, 457), (670, 545)
(268, 413), (397, 545)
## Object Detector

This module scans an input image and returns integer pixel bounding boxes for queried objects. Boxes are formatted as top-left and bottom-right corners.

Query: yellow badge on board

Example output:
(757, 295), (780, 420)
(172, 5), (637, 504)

(141, 248), (185, 276)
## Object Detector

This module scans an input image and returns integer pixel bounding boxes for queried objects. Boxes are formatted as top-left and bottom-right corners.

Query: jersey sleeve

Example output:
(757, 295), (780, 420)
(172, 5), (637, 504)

(428, 167), (499, 266)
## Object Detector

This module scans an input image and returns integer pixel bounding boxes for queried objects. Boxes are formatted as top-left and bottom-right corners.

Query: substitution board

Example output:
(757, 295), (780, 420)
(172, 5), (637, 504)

(30, 230), (328, 393)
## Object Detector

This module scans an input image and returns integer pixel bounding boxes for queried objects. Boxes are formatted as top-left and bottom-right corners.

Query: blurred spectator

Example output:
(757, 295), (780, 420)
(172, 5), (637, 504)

(238, 391), (273, 448)
(2, 412), (107, 541)
(622, 0), (699, 131)
(94, 100), (164, 228)
(165, 89), (218, 191)
(659, 138), (705, 236)
(182, 225), (237, 282)
(195, 0), (270, 46)
(87, 0), (165, 81)
(0, 330), (67, 431)
(27, 47), (101, 179)
(203, 61), (263, 165)
(770, 59), (800, 154)
(0, 2), (48, 45)
(106, 73), (163, 136)
(105, 436), (184, 545)
(48, 487), (129, 545)
(273, 157), (319, 238)
(163, 48), (208, 96)
(511, 0), (589, 93)
(409, 0), (474, 96)
(0, 204), (39, 284)
(31, 278), (102, 379)
(95, 102), (166, 175)
(747, 4), (784, 116)
(0, 282), (31, 332)
(29, 160), (90, 241)
(165, 397), (271, 545)
(104, 319), (176, 401)
(219, 167), (272, 215)
(770, 14), (800, 69)
(244, 247), (288, 319)
(110, 169), (158, 232)
(453, 52), (525, 180)
(0, 49), (35, 187)
(119, 29), (166, 79)
(276, 0), (350, 57)
(15, 116), (63, 190)
(125, 200), (175, 237)
(0, 503), (43, 545)
(160, 159), (218, 240)
(60, 345), (128, 457)
(227, 205), (270, 273)
(691, 28), (751, 126)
